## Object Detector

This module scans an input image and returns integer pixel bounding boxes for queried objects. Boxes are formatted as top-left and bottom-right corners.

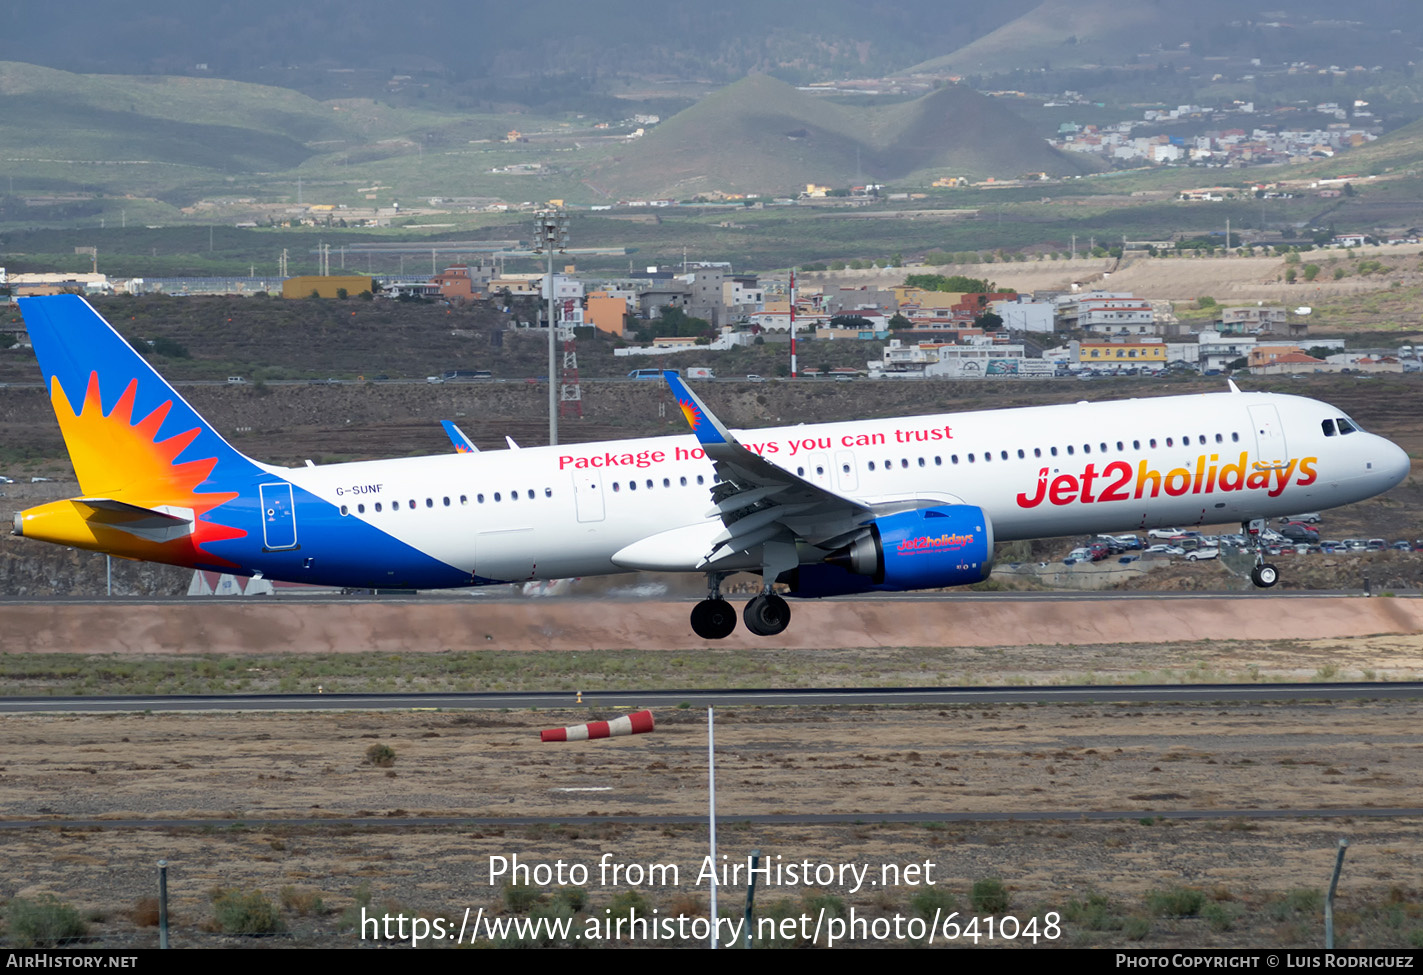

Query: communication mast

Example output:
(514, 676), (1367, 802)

(559, 306), (582, 420)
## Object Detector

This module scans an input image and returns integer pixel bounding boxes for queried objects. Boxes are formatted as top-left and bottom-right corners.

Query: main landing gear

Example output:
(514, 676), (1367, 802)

(690, 570), (793, 640)
(1244, 517), (1279, 589)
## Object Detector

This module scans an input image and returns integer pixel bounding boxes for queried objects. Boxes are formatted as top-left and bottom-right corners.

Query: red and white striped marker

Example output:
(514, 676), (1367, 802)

(541, 710), (654, 742)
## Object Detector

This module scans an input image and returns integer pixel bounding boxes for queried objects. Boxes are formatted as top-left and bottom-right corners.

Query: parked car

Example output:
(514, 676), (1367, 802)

(1148, 527), (1186, 539)
(1279, 523), (1319, 542)
(1280, 513), (1322, 524)
(1184, 547), (1220, 561)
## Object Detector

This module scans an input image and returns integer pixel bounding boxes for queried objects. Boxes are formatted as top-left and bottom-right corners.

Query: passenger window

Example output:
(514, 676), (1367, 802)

(697, 476), (704, 485)
(646, 479), (653, 489)
(1215, 434), (1223, 443)
(934, 456), (942, 466)
(545, 487), (553, 497)
(1165, 438), (1173, 447)
(340, 505), (348, 516)
(375, 502), (382, 512)
(1083, 444), (1091, 454)
(392, 501), (400, 510)
(628, 481), (636, 491)
(868, 461), (876, 471)
(663, 478), (670, 488)
(1001, 451), (1008, 460)
(1149, 439), (1157, 448)
(680, 476), (687, 486)
(408, 499), (415, 508)
(1066, 446), (1074, 455)
(1050, 447), (1058, 457)
(1034, 448), (1042, 458)
(426, 498), (433, 508)
(1231, 432), (1239, 442)
(357, 504), (365, 514)
(901, 459), (909, 469)
(494, 492), (501, 502)
(1017, 449), (1025, 459)
(443, 497), (450, 506)
(1133, 440), (1140, 450)
(461, 495), (469, 505)
(797, 466), (805, 476)
(510, 491), (518, 500)
(917, 458), (925, 467)
(612, 483), (620, 492)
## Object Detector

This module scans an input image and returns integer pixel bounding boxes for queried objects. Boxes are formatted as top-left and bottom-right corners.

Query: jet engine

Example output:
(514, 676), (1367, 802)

(788, 504), (994, 598)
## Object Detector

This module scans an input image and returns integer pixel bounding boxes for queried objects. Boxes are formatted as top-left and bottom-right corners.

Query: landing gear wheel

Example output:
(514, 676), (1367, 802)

(743, 593), (791, 636)
(690, 598), (737, 640)
(1251, 563), (1279, 588)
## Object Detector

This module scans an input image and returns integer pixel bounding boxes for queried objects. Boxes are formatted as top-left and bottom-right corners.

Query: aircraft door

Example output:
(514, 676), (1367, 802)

(835, 449), (859, 492)
(573, 471), (605, 523)
(1248, 404), (1290, 462)
(259, 482), (298, 550)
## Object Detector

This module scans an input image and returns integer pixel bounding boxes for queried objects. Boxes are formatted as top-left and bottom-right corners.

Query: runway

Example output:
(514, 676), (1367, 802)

(3, 681), (1423, 714)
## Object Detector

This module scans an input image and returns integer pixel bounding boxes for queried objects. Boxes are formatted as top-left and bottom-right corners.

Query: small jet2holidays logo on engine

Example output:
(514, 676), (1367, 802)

(897, 532), (974, 553)
(1014, 451), (1318, 509)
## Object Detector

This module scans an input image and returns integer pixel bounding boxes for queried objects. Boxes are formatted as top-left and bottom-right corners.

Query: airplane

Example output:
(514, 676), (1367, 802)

(11, 295), (1412, 640)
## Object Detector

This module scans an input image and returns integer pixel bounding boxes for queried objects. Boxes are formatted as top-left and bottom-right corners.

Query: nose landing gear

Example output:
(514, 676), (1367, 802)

(1244, 518), (1279, 589)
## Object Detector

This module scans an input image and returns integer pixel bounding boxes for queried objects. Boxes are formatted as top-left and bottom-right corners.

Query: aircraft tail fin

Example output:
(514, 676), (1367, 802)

(17, 295), (263, 498)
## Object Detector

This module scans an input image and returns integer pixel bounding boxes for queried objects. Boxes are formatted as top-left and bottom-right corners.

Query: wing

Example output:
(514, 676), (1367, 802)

(664, 371), (876, 567)
(440, 420), (479, 454)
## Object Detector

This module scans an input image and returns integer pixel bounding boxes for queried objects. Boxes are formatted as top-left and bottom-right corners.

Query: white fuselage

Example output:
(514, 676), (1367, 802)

(275, 389), (1410, 585)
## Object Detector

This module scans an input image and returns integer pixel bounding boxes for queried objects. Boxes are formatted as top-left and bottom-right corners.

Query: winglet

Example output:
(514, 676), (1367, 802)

(664, 371), (731, 446)
(1227, 379), (1241, 394)
(440, 420), (479, 454)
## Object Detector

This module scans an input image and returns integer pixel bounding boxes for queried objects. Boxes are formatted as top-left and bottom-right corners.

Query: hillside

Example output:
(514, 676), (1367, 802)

(904, 0), (1419, 76)
(0, 61), (459, 200)
(582, 75), (1092, 198)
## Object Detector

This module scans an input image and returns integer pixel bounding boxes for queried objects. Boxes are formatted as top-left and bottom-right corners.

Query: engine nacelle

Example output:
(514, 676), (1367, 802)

(788, 505), (994, 598)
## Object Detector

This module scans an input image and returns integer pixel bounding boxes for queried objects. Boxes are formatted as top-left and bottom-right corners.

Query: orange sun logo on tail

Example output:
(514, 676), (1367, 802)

(45, 372), (246, 564)
(677, 397), (703, 432)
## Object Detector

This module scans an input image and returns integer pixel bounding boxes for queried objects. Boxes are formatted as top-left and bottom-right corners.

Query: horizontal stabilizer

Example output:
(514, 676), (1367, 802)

(73, 498), (193, 528)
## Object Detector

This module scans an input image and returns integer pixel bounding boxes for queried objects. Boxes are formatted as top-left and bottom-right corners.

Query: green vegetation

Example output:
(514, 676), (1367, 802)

(502, 883), (542, 913)
(910, 887), (959, 918)
(363, 743), (396, 767)
(904, 273), (994, 292)
(209, 888), (284, 935)
(1145, 887), (1205, 918)
(970, 878), (1010, 913)
(4, 895), (88, 947)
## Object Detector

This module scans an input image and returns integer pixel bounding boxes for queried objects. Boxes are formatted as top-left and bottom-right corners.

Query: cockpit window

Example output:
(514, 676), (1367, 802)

(1337, 418), (1357, 435)
(1321, 419), (1337, 437)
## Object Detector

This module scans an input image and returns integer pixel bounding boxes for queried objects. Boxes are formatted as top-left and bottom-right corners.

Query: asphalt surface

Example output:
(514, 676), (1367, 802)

(4, 681), (1421, 714)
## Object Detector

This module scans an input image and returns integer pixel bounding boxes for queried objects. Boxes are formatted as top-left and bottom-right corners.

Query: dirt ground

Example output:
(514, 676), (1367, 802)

(2, 631), (1423, 949)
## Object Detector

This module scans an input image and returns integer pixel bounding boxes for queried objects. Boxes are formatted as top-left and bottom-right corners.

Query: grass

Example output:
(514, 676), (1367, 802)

(0, 633), (1410, 697)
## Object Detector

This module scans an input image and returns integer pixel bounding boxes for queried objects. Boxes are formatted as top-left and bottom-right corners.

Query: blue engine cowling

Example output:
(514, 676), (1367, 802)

(787, 505), (994, 598)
